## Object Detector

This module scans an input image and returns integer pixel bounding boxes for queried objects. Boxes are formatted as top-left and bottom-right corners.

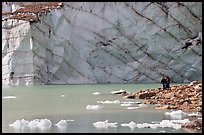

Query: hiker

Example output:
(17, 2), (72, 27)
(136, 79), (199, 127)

(166, 76), (170, 89)
(9, 71), (14, 85)
(160, 76), (167, 90)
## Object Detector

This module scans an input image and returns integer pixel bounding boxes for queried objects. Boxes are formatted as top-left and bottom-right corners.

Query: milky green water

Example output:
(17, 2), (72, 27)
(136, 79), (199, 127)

(2, 83), (196, 133)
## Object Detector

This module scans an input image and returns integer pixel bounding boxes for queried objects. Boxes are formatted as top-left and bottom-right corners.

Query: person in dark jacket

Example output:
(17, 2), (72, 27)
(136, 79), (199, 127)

(161, 76), (167, 90)
(165, 76), (170, 89)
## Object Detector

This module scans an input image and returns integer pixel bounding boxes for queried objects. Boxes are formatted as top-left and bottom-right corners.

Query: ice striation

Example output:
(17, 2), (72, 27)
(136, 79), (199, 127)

(2, 2), (202, 85)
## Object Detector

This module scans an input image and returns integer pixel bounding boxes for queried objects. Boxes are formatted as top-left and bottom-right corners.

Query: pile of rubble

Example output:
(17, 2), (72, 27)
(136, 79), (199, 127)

(124, 81), (202, 113)
(2, 2), (63, 22)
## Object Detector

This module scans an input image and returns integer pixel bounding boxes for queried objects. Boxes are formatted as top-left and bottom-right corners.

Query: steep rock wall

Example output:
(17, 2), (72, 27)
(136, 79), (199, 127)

(2, 2), (202, 85)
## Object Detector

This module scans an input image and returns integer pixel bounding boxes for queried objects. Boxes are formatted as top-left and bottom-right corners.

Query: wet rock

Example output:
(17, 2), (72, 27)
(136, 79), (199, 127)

(155, 105), (170, 110)
(123, 94), (135, 99)
(138, 92), (156, 99)
(181, 120), (202, 130)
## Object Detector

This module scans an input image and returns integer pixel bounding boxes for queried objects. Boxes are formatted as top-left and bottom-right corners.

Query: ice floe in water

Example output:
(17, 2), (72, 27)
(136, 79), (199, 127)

(60, 95), (66, 97)
(121, 121), (137, 130)
(120, 103), (132, 107)
(127, 107), (139, 110)
(55, 119), (68, 128)
(159, 130), (166, 133)
(97, 100), (120, 104)
(9, 119), (52, 129)
(111, 89), (127, 94)
(92, 92), (100, 95)
(9, 119), (29, 129)
(164, 110), (188, 119)
(93, 120), (118, 129)
(120, 119), (190, 130)
(86, 105), (103, 110)
(3, 96), (16, 99)
(121, 119), (190, 130)
(187, 112), (201, 117)
(138, 104), (148, 108)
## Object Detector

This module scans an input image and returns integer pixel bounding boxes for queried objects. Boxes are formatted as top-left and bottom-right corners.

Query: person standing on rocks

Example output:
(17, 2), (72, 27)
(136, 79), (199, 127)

(166, 76), (170, 89)
(161, 76), (167, 90)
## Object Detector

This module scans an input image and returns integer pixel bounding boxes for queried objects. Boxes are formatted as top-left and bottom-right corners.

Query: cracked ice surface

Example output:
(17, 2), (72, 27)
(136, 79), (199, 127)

(2, 2), (202, 85)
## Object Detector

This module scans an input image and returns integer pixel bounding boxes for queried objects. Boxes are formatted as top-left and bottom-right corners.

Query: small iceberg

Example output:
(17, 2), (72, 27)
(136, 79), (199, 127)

(127, 107), (139, 110)
(92, 92), (100, 95)
(86, 105), (103, 110)
(60, 95), (66, 97)
(35, 119), (52, 129)
(66, 119), (75, 122)
(164, 110), (188, 119)
(93, 120), (118, 129)
(121, 101), (135, 104)
(9, 119), (29, 129)
(3, 96), (16, 99)
(120, 103), (132, 107)
(187, 112), (201, 117)
(121, 121), (137, 130)
(119, 119), (190, 130)
(97, 100), (120, 104)
(55, 119), (68, 128)
(138, 104), (148, 108)
(111, 89), (127, 94)
(159, 130), (166, 133)
(10, 118), (52, 129)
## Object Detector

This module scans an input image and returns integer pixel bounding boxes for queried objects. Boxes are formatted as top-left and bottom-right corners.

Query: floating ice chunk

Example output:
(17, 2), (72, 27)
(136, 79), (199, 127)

(10, 119), (52, 130)
(135, 101), (142, 104)
(93, 120), (118, 129)
(160, 120), (181, 129)
(37, 119), (52, 129)
(121, 103), (132, 107)
(159, 130), (166, 133)
(164, 110), (188, 119)
(3, 96), (16, 99)
(92, 92), (100, 95)
(187, 112), (200, 117)
(97, 100), (120, 104)
(121, 121), (137, 130)
(9, 119), (29, 128)
(127, 107), (139, 110)
(55, 119), (68, 128)
(86, 105), (103, 110)
(66, 119), (75, 122)
(111, 89), (126, 94)
(97, 100), (112, 104)
(170, 119), (190, 124)
(60, 95), (66, 97)
(132, 119), (190, 130)
(122, 101), (135, 104)
(113, 100), (120, 104)
(28, 119), (40, 128)
(136, 123), (151, 128)
(138, 104), (148, 108)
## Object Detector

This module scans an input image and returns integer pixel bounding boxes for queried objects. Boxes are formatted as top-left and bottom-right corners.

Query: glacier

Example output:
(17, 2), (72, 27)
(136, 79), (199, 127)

(2, 2), (202, 85)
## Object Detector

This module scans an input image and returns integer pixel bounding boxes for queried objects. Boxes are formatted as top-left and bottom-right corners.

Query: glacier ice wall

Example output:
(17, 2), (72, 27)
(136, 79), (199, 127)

(2, 2), (202, 85)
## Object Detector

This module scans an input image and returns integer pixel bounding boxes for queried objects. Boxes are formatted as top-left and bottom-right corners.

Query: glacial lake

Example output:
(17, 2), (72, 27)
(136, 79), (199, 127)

(2, 83), (199, 133)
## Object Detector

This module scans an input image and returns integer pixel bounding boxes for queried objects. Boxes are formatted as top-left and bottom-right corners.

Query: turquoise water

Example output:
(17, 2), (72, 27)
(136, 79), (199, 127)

(2, 83), (197, 133)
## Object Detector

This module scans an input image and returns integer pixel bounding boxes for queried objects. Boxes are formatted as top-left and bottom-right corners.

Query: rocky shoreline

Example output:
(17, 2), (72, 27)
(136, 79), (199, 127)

(119, 80), (202, 131)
